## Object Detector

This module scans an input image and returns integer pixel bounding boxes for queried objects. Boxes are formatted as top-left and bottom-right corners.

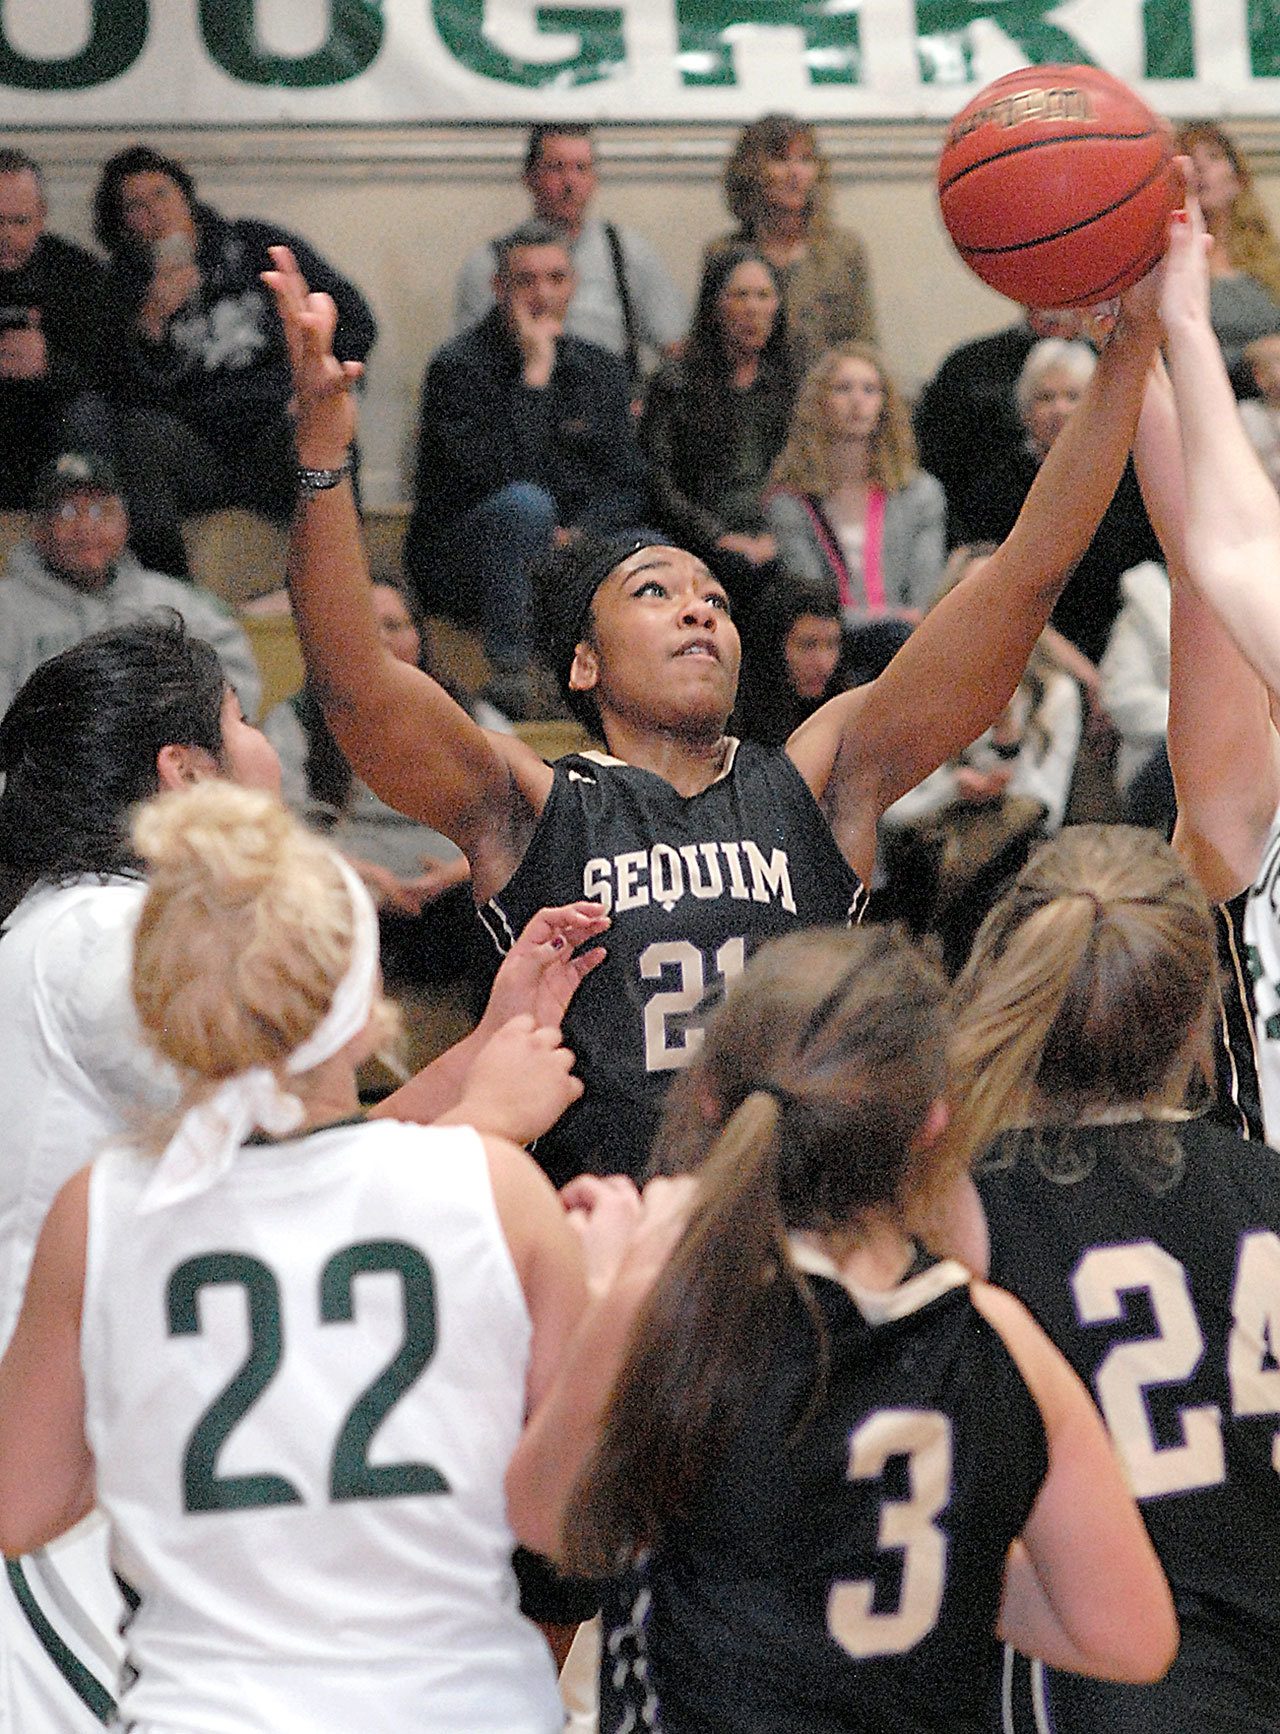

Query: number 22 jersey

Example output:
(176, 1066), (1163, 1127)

(480, 741), (866, 1185)
(80, 1120), (563, 1734)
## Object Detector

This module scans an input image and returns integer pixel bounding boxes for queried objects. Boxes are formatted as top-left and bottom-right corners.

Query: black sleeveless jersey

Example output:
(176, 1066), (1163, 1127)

(481, 742), (865, 1184)
(980, 1120), (1280, 1733)
(601, 1253), (1048, 1734)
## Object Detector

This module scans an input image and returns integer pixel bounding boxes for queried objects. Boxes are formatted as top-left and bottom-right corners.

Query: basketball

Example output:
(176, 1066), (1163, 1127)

(937, 64), (1180, 309)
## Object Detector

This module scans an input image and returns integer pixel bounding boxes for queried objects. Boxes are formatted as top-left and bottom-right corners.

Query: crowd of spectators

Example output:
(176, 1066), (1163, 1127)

(3, 111), (1280, 914)
(3, 105), (1280, 1734)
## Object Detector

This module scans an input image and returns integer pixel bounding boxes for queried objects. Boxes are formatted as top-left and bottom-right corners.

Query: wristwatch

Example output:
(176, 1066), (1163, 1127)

(296, 453), (353, 497)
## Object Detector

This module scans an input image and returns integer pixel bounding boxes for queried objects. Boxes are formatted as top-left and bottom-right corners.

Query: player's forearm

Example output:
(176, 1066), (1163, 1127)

(285, 481), (389, 710)
(1168, 311), (1280, 541)
(1138, 344), (1280, 881)
(371, 1028), (482, 1126)
(870, 316), (1157, 803)
(505, 1270), (651, 1560)
(1168, 578), (1279, 900)
(1166, 314), (1280, 634)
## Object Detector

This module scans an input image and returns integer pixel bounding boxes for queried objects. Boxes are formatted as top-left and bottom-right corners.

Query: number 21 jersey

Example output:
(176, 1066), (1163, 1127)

(481, 741), (866, 1185)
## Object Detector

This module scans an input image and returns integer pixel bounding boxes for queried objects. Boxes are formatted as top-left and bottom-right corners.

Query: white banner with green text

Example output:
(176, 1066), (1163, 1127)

(3, 0), (1277, 125)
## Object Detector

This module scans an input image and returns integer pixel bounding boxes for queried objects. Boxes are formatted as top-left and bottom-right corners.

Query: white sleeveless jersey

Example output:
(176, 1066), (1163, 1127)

(0, 878), (174, 1734)
(0, 877), (176, 1357)
(81, 1119), (562, 1734)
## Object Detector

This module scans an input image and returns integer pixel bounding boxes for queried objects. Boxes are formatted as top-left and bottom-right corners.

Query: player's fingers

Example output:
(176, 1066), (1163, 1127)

(560, 1174), (608, 1210)
(570, 946), (608, 982)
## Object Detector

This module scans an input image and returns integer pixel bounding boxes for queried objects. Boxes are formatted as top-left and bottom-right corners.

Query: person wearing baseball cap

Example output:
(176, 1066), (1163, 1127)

(0, 452), (259, 722)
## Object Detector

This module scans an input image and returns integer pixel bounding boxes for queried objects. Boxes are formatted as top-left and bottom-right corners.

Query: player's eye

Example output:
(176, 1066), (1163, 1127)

(708, 592), (731, 613)
(634, 579), (668, 598)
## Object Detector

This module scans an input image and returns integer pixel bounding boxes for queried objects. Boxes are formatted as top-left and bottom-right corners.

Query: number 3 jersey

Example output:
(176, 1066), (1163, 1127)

(79, 1121), (563, 1734)
(979, 1119), (1280, 1729)
(481, 742), (866, 1185)
(603, 1252), (1048, 1734)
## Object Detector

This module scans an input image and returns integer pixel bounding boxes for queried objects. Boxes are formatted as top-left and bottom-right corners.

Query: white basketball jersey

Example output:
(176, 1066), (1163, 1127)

(81, 1119), (562, 1734)
(1243, 812), (1280, 1143)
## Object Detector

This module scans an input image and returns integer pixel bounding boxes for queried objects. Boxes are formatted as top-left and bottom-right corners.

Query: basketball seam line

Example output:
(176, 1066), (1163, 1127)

(1076, 230), (1168, 303)
(951, 155), (1172, 257)
(938, 128), (1158, 198)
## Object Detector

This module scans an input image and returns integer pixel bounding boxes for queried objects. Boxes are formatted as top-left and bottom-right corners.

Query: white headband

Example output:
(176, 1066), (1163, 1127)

(136, 854), (380, 1214)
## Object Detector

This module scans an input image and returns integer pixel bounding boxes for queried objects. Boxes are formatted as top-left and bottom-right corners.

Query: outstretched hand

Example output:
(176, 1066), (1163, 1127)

(480, 900), (609, 1035)
(1158, 173), (1214, 336)
(1113, 154), (1199, 339)
(262, 244), (362, 464)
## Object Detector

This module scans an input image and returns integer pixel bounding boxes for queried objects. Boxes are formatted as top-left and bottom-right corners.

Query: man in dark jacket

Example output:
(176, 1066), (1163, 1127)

(405, 220), (648, 716)
(91, 144), (376, 529)
(0, 149), (105, 511)
(914, 307), (1084, 545)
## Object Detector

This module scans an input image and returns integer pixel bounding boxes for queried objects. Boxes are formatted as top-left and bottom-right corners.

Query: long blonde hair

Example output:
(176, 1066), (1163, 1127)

(567, 926), (951, 1575)
(1176, 121), (1280, 304)
(768, 342), (919, 497)
(131, 782), (394, 1096)
(947, 825), (1217, 1170)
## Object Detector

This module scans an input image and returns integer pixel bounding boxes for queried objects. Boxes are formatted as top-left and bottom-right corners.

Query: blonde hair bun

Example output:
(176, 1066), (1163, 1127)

(131, 782), (372, 1083)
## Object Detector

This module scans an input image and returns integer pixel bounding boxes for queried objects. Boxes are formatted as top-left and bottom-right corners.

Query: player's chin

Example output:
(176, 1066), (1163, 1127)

(672, 668), (737, 726)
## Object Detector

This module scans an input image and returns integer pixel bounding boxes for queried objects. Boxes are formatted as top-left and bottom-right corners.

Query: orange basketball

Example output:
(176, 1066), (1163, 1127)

(937, 64), (1180, 309)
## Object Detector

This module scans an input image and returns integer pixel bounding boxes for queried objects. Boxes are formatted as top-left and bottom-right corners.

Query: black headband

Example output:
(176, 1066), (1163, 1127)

(535, 530), (675, 668)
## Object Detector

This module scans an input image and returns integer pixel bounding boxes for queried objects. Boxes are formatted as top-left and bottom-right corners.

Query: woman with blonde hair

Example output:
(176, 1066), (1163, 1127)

(766, 342), (945, 673)
(0, 780), (593, 1734)
(1175, 121), (1280, 383)
(943, 823), (1280, 1733)
(508, 924), (1176, 1733)
(709, 113), (877, 374)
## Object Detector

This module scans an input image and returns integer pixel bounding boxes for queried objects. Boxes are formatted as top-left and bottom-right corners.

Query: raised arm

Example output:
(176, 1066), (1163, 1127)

(1135, 356), (1280, 899)
(787, 276), (1163, 878)
(1161, 194), (1280, 696)
(261, 248), (552, 900)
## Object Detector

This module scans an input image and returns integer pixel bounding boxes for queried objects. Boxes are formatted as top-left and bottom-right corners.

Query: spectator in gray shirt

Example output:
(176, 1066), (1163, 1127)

(454, 124), (687, 387)
(0, 452), (259, 723)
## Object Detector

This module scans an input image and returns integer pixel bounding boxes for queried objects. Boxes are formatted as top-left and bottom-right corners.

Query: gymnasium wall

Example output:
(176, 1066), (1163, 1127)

(26, 117), (1280, 506)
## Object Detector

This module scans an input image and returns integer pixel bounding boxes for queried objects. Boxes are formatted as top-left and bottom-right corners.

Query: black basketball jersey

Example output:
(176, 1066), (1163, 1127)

(980, 1119), (1280, 1733)
(600, 1252), (1048, 1734)
(481, 741), (865, 1184)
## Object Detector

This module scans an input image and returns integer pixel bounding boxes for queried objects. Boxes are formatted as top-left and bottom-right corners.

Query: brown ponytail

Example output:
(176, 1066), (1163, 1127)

(565, 925), (949, 1575)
